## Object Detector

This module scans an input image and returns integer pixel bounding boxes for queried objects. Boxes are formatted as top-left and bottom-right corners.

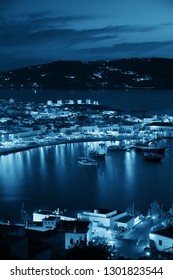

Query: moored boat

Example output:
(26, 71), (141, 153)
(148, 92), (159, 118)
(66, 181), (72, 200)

(107, 144), (130, 151)
(143, 152), (163, 161)
(134, 141), (167, 154)
(89, 150), (105, 159)
(78, 157), (98, 166)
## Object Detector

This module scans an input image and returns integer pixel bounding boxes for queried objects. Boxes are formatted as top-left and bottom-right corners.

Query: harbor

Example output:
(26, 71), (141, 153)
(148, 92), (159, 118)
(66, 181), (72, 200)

(0, 138), (173, 223)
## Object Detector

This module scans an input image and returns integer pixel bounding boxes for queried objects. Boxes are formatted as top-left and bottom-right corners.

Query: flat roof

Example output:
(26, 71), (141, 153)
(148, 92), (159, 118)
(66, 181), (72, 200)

(84, 208), (116, 215)
(58, 221), (90, 233)
(96, 208), (115, 214)
(34, 210), (54, 215)
(34, 209), (82, 219)
(115, 215), (133, 223)
(147, 122), (173, 126)
(154, 226), (173, 239)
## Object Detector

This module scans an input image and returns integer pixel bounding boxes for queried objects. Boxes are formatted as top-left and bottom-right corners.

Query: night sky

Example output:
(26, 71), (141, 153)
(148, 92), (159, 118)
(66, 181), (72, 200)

(0, 0), (173, 71)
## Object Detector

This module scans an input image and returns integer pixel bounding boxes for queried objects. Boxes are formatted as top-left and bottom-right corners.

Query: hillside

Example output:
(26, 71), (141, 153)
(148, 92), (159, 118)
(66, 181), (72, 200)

(0, 58), (173, 90)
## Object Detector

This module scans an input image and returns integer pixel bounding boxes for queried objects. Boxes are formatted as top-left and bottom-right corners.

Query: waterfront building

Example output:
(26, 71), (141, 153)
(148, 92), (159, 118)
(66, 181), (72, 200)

(99, 124), (119, 134)
(145, 122), (173, 138)
(68, 100), (74, 104)
(119, 122), (141, 134)
(79, 125), (99, 134)
(59, 126), (78, 135)
(10, 129), (43, 140)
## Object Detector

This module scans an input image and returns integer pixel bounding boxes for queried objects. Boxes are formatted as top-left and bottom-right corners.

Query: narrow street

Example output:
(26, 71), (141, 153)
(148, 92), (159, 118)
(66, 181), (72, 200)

(113, 219), (154, 259)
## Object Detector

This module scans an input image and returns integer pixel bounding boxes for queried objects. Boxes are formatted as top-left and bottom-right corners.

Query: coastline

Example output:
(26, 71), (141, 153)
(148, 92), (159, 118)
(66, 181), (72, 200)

(0, 136), (117, 156)
(0, 133), (171, 157)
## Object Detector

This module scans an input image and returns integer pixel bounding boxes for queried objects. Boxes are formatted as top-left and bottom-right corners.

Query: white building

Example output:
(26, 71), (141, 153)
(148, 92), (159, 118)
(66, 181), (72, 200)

(33, 209), (77, 222)
(33, 210), (56, 222)
(86, 99), (91, 104)
(78, 209), (127, 228)
(99, 124), (119, 134)
(59, 126), (78, 134)
(47, 100), (53, 106)
(57, 100), (63, 106)
(77, 99), (82, 104)
(145, 122), (173, 137)
(78, 209), (126, 229)
(43, 216), (60, 230)
(149, 226), (173, 254)
(143, 116), (158, 123)
(78, 209), (140, 239)
(60, 221), (92, 249)
(79, 125), (99, 134)
(119, 123), (141, 134)
(114, 214), (141, 229)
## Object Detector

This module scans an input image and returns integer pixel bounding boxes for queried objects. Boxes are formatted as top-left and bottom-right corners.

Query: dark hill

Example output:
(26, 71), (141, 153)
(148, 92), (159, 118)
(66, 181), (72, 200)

(0, 58), (173, 90)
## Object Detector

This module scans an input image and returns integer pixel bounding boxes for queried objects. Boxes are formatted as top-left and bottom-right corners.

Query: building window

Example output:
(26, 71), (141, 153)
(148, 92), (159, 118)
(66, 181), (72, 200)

(159, 240), (162, 246)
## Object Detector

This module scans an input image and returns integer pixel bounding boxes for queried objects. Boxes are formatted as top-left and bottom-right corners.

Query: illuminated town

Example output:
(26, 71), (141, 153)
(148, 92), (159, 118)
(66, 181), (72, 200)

(0, 98), (173, 260)
(1, 97), (173, 155)
(1, 0), (173, 267)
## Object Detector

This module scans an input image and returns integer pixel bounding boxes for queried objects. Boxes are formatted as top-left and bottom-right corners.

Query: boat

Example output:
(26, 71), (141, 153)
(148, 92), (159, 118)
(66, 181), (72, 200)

(143, 152), (163, 161)
(89, 150), (105, 159)
(125, 85), (155, 90)
(134, 141), (167, 154)
(78, 157), (98, 166)
(107, 144), (130, 151)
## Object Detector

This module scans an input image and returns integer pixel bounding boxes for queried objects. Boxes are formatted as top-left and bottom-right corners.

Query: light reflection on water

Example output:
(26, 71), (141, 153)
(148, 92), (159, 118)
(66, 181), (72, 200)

(0, 140), (173, 222)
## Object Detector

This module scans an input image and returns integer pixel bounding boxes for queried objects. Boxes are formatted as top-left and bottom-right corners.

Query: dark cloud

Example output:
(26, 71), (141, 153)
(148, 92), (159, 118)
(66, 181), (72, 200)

(0, 10), (164, 49)
(0, 2), (172, 70)
(0, 13), (95, 47)
(162, 22), (173, 27)
(78, 41), (173, 59)
(27, 13), (92, 27)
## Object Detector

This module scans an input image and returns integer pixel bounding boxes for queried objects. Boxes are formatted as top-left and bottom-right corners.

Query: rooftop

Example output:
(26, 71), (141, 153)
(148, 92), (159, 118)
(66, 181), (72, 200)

(58, 221), (90, 233)
(115, 215), (134, 223)
(147, 122), (173, 127)
(34, 210), (54, 215)
(94, 208), (115, 214)
(154, 226), (173, 239)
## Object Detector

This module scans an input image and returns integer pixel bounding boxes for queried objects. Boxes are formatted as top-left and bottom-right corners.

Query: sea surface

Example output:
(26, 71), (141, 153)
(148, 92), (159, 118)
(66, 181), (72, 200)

(0, 88), (173, 222)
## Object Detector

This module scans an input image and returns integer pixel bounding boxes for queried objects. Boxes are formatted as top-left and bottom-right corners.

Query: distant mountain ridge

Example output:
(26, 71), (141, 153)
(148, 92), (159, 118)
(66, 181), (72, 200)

(0, 57), (173, 90)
